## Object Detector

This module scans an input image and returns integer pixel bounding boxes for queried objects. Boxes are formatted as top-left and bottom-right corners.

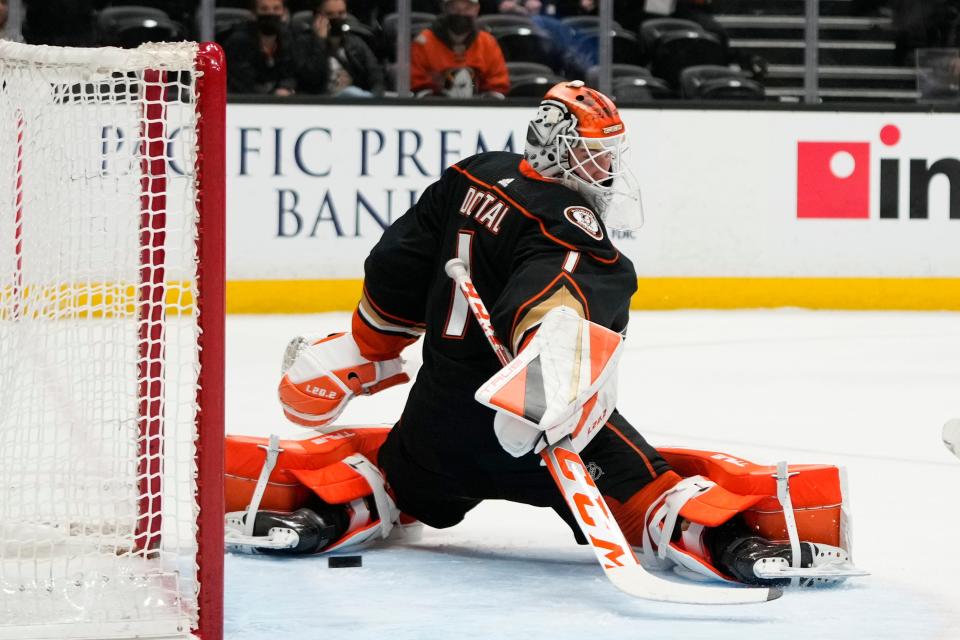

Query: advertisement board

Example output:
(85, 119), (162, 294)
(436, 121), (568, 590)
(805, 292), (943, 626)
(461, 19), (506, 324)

(224, 104), (960, 311)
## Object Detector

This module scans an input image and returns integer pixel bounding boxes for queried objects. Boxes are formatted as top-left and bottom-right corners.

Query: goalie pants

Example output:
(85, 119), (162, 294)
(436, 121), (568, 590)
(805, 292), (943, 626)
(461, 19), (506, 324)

(378, 410), (674, 544)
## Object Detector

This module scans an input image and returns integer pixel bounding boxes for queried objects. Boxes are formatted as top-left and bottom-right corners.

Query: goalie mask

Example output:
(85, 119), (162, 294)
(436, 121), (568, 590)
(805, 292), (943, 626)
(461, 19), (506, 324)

(524, 81), (644, 230)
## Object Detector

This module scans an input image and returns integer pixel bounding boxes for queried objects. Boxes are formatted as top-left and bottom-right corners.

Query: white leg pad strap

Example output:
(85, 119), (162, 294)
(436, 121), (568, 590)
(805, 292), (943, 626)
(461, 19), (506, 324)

(774, 461), (802, 587)
(640, 475), (739, 583)
(343, 453), (398, 540)
(243, 434), (282, 537)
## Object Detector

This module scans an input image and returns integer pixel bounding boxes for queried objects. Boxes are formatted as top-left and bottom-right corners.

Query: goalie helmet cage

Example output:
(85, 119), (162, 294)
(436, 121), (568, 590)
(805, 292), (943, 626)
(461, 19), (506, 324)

(0, 42), (225, 639)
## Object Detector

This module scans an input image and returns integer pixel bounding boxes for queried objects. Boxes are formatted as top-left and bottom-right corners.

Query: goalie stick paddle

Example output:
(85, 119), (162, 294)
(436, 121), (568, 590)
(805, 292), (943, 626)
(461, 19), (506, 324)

(444, 258), (780, 605)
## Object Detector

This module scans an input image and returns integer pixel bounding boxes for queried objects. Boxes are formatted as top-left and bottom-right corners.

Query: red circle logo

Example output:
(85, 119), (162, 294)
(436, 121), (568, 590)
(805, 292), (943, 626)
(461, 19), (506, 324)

(880, 125), (900, 146)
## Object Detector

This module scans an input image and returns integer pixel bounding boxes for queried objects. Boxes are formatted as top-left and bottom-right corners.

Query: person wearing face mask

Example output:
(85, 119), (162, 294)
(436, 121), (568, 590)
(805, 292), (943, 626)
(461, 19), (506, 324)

(295, 0), (385, 96)
(223, 0), (299, 96)
(410, 0), (509, 98)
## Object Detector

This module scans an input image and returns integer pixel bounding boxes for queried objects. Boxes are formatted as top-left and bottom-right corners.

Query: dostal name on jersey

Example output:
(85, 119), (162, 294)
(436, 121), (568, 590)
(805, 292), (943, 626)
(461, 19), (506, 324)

(459, 186), (509, 235)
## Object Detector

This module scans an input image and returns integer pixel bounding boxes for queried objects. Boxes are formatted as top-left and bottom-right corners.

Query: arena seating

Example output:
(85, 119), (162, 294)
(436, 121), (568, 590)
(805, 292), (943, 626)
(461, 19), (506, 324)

(507, 73), (565, 98)
(493, 26), (557, 71)
(640, 18), (726, 87)
(680, 65), (765, 100)
(195, 7), (254, 43)
(97, 5), (185, 48)
(612, 75), (673, 101)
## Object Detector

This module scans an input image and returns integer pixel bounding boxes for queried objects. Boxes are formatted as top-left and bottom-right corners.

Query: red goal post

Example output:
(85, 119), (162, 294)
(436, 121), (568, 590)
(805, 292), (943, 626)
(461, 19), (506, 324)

(0, 41), (225, 640)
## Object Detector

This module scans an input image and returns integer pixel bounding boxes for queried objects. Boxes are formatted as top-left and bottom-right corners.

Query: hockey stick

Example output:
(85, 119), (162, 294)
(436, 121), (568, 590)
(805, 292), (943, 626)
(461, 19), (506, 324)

(444, 258), (780, 605)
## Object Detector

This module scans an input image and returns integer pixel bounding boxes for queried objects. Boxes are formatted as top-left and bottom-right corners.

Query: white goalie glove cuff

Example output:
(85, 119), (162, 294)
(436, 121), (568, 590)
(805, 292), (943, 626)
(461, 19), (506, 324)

(278, 332), (409, 429)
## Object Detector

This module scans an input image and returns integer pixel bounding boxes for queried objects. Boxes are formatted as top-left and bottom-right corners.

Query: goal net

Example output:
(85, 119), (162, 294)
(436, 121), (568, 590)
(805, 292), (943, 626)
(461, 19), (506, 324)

(0, 41), (225, 639)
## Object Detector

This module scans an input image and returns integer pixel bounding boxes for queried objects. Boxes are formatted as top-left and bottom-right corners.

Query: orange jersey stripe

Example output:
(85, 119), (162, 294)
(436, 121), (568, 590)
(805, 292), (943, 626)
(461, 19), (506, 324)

(449, 164), (621, 266)
(605, 420), (658, 479)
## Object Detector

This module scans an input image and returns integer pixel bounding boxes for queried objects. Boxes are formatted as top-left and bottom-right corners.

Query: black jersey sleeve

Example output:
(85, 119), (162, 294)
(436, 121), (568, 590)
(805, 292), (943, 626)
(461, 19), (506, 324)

(351, 168), (451, 360)
(490, 225), (637, 354)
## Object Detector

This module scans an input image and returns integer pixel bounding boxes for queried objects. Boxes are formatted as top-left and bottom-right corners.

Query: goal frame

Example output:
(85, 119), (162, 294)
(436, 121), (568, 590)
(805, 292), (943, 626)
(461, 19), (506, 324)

(0, 40), (226, 640)
(192, 41), (226, 640)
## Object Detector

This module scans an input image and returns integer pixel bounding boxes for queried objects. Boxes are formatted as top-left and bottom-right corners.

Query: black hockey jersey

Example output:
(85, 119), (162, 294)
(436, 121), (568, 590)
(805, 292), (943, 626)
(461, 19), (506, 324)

(351, 151), (654, 512)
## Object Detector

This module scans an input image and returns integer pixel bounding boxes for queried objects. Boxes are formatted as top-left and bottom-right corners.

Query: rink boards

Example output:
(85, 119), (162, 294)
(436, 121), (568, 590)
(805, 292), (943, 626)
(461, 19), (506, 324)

(220, 104), (960, 311)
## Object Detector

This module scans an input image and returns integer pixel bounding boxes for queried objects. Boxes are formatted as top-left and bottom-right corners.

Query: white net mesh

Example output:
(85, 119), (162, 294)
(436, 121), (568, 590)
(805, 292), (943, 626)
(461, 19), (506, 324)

(0, 41), (205, 639)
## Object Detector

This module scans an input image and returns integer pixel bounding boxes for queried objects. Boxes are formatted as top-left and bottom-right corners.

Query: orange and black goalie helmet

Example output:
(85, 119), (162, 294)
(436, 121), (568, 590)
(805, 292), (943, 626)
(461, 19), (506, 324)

(524, 81), (643, 230)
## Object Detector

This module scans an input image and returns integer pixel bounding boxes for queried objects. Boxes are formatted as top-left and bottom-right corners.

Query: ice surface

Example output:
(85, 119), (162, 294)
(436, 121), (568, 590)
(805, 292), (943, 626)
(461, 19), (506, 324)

(225, 311), (960, 640)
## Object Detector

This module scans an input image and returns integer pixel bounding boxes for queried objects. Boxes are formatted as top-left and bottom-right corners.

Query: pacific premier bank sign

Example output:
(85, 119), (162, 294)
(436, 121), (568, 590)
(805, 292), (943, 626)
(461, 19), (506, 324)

(222, 105), (960, 283)
(225, 103), (526, 280)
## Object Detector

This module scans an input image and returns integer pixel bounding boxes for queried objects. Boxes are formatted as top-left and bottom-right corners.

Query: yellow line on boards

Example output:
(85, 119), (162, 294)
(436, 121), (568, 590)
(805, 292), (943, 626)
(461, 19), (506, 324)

(631, 277), (960, 311)
(226, 278), (960, 313)
(227, 280), (363, 314)
(4, 278), (958, 317)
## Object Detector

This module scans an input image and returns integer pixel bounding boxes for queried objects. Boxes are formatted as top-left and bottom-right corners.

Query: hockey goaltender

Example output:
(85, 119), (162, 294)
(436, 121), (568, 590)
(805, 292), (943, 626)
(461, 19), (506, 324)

(224, 81), (866, 599)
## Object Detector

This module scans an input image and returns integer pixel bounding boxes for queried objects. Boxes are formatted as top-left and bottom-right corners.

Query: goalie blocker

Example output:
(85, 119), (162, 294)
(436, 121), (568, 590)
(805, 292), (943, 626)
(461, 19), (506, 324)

(223, 427), (864, 586)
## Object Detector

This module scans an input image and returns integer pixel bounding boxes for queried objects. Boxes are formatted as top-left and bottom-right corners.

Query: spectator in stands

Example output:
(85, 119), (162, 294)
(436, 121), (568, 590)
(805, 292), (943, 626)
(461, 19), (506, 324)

(411, 0), (510, 97)
(296, 0), (385, 96)
(223, 0), (299, 95)
(0, 0), (7, 36)
(488, 0), (585, 77)
(492, 0), (551, 15)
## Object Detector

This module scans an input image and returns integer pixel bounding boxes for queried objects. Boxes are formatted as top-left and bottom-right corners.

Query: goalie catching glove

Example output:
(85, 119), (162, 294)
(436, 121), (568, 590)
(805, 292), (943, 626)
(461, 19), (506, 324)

(278, 332), (409, 429)
(475, 306), (623, 457)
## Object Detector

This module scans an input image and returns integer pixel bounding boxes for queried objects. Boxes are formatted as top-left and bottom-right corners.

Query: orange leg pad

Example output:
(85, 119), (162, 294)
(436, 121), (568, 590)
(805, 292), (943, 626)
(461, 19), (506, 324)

(659, 448), (845, 547)
(225, 427), (391, 513)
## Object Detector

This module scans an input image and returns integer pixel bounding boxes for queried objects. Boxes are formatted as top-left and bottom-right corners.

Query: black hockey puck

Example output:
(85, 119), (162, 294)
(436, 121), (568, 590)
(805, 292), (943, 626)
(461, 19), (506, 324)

(328, 555), (362, 568)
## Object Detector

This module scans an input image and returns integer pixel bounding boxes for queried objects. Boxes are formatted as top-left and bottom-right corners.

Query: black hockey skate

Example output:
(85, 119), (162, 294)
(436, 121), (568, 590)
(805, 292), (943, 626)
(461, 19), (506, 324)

(707, 519), (865, 587)
(226, 506), (349, 555)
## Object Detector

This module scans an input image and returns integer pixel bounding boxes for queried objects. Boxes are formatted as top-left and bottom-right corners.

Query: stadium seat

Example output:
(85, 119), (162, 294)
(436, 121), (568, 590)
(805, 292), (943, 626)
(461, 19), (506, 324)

(679, 65), (765, 101)
(97, 6), (185, 48)
(205, 0), (249, 7)
(194, 8), (254, 41)
(507, 74), (565, 98)
(291, 10), (314, 34)
(560, 16), (622, 33)
(611, 76), (672, 102)
(506, 62), (555, 84)
(573, 27), (642, 66)
(382, 12), (436, 60)
(98, 5), (169, 30)
(478, 14), (535, 32)
(495, 26), (557, 69)
(639, 19), (724, 87)
(377, 0), (443, 13)
(585, 63), (651, 88)
(99, 0), (194, 24)
(638, 17), (703, 58)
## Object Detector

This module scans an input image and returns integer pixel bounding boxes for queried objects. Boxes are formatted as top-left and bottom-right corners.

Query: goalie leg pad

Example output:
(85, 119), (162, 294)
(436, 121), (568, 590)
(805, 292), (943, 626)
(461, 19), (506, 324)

(225, 428), (390, 514)
(225, 429), (421, 554)
(638, 449), (864, 586)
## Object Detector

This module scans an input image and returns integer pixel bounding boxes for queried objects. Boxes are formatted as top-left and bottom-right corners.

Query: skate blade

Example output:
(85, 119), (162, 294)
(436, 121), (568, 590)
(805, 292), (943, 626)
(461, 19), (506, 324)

(754, 557), (869, 580)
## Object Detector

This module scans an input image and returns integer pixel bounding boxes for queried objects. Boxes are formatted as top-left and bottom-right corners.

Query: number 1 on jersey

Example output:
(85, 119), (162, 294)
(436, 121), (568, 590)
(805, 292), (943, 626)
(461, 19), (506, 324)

(443, 231), (474, 338)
